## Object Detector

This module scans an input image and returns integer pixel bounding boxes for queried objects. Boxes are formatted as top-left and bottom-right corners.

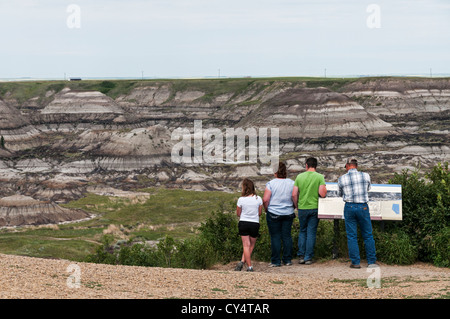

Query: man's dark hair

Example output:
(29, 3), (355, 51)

(345, 158), (358, 168)
(306, 157), (318, 169)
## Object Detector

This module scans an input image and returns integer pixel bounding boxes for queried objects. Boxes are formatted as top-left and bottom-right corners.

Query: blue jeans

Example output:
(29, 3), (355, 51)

(344, 202), (377, 265)
(266, 212), (295, 265)
(297, 209), (319, 261)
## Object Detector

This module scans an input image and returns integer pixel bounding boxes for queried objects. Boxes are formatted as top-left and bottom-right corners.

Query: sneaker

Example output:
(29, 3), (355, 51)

(268, 263), (281, 267)
(283, 262), (293, 266)
(350, 264), (361, 269)
(368, 263), (379, 268)
(234, 261), (244, 271)
(304, 260), (313, 265)
(298, 256), (305, 264)
(247, 266), (254, 272)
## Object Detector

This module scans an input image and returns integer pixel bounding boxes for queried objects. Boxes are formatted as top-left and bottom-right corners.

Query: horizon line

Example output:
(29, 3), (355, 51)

(1, 73), (450, 82)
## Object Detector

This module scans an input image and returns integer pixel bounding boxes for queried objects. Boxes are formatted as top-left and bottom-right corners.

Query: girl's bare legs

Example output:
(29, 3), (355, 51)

(241, 235), (257, 268)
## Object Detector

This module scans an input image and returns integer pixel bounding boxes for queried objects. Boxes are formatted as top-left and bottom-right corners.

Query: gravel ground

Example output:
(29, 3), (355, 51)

(0, 253), (448, 299)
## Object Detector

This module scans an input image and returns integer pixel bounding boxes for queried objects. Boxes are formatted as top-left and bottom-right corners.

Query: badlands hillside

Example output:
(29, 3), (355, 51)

(0, 77), (448, 226)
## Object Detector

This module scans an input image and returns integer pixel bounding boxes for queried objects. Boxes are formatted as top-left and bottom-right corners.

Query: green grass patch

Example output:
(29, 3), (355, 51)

(0, 235), (97, 261)
(64, 188), (239, 230)
(0, 188), (239, 261)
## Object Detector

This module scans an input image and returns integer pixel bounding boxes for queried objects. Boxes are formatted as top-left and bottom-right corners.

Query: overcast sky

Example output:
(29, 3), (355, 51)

(0, 0), (449, 79)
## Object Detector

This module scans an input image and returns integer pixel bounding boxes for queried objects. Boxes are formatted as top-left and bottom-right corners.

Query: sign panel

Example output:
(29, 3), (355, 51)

(318, 183), (402, 221)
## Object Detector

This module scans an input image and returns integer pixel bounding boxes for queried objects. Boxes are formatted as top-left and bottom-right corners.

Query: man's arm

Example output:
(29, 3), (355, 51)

(318, 184), (327, 198)
(366, 173), (372, 191)
(292, 186), (299, 210)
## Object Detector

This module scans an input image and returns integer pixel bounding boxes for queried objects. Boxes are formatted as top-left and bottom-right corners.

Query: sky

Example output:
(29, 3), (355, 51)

(0, 0), (449, 79)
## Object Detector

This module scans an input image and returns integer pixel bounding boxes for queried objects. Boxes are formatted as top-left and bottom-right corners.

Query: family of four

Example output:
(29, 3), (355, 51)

(235, 157), (377, 272)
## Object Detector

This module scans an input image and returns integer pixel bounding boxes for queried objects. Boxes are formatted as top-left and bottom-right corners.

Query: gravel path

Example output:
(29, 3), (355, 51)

(0, 253), (448, 299)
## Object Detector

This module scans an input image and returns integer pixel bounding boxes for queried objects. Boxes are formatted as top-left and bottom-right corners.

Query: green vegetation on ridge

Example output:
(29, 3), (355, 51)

(0, 76), (357, 105)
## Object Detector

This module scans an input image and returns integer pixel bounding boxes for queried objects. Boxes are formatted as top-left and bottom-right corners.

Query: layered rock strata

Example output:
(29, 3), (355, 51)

(0, 195), (90, 227)
(0, 78), (448, 226)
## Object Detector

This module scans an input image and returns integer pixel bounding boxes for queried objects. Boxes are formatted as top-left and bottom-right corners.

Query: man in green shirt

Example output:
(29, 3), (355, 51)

(292, 157), (327, 264)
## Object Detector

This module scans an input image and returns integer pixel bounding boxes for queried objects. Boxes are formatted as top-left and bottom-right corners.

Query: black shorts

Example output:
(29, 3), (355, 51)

(238, 221), (260, 238)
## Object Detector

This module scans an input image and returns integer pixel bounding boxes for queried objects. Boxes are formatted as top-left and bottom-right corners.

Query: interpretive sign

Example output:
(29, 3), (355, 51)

(318, 183), (402, 221)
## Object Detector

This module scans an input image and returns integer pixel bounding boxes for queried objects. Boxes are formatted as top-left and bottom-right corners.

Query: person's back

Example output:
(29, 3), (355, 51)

(237, 195), (263, 223)
(338, 169), (371, 203)
(263, 162), (296, 267)
(266, 178), (295, 215)
(292, 157), (326, 264)
(236, 178), (262, 272)
(295, 171), (325, 209)
(338, 158), (377, 268)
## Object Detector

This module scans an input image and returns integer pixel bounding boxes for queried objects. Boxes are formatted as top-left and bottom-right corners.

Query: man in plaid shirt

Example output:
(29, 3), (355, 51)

(338, 158), (377, 269)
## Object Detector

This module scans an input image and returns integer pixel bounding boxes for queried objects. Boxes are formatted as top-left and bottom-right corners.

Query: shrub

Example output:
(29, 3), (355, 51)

(117, 242), (158, 267)
(85, 234), (117, 264)
(173, 236), (217, 269)
(250, 212), (272, 262)
(98, 80), (116, 94)
(197, 203), (241, 263)
(425, 226), (450, 268)
(373, 229), (417, 265)
(387, 162), (449, 266)
(314, 220), (337, 259)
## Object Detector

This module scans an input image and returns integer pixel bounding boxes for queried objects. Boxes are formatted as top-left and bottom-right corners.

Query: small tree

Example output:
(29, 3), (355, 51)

(0, 135), (5, 149)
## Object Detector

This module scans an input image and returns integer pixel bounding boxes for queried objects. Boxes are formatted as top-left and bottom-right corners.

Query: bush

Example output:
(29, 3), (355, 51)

(117, 242), (158, 267)
(197, 203), (242, 263)
(249, 212), (272, 262)
(314, 220), (337, 259)
(387, 162), (449, 266)
(85, 234), (117, 265)
(174, 236), (217, 269)
(86, 235), (217, 269)
(98, 80), (116, 94)
(373, 229), (417, 265)
(425, 226), (450, 267)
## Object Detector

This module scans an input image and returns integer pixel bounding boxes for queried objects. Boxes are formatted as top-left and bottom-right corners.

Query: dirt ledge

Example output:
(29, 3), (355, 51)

(0, 254), (448, 299)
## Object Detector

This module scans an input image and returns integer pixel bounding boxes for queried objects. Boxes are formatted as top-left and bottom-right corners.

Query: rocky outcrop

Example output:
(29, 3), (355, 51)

(341, 78), (450, 135)
(63, 125), (173, 157)
(240, 87), (396, 138)
(0, 98), (41, 151)
(39, 88), (125, 124)
(0, 195), (90, 227)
